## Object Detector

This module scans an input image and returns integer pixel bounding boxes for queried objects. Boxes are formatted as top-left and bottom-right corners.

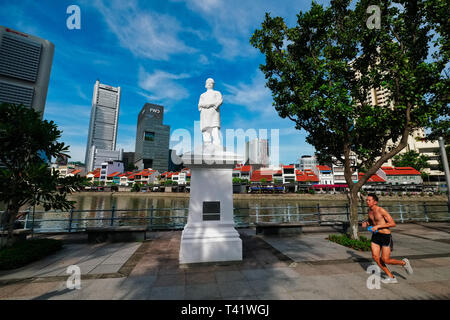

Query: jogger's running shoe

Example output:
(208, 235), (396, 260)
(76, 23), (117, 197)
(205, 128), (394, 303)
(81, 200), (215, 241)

(381, 276), (398, 284)
(403, 258), (413, 274)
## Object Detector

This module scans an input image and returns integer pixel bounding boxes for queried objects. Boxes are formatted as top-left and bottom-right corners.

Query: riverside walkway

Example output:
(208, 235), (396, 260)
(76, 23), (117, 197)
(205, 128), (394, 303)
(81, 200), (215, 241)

(0, 222), (449, 300)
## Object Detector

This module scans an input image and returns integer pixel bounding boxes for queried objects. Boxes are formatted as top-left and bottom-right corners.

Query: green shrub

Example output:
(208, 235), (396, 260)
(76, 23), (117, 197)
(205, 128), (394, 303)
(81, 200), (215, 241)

(164, 180), (174, 186)
(131, 183), (141, 192)
(328, 234), (371, 251)
(0, 239), (62, 270)
(308, 189), (316, 194)
(232, 177), (241, 184)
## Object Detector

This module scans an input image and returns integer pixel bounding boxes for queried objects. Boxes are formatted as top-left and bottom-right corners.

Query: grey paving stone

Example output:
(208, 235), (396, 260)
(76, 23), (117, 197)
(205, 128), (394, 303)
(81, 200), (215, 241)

(149, 285), (185, 300)
(263, 267), (300, 279)
(247, 279), (288, 294)
(185, 272), (217, 285)
(214, 270), (245, 283)
(88, 264), (122, 275)
(112, 275), (156, 300)
(101, 254), (132, 264)
(185, 283), (221, 300)
(257, 292), (295, 300)
(241, 269), (270, 281)
(217, 280), (256, 298)
(76, 278), (126, 300)
(154, 274), (185, 287)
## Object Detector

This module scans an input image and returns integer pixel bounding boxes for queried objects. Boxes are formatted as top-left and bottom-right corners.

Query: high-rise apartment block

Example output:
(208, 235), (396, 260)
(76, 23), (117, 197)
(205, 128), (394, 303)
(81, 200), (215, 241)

(299, 155), (317, 171)
(85, 80), (121, 171)
(0, 26), (54, 117)
(135, 103), (170, 173)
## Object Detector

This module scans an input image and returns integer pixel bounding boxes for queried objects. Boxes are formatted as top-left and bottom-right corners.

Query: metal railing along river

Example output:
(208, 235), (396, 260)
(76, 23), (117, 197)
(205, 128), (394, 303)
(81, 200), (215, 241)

(1, 203), (448, 234)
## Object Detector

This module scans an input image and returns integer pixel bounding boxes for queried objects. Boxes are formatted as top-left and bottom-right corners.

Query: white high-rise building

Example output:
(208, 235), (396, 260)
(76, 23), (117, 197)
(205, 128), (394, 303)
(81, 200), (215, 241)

(245, 138), (269, 168)
(0, 26), (54, 118)
(85, 80), (121, 171)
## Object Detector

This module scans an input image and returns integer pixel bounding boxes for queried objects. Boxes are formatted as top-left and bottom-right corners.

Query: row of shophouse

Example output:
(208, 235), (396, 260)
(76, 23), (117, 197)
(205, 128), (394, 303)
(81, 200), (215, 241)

(232, 164), (425, 192)
(83, 168), (191, 186)
(54, 160), (430, 192)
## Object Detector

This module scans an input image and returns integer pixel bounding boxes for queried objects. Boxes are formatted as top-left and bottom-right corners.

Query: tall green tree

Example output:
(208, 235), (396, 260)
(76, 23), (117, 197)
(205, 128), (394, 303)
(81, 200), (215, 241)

(392, 150), (430, 172)
(0, 103), (85, 246)
(251, 0), (449, 239)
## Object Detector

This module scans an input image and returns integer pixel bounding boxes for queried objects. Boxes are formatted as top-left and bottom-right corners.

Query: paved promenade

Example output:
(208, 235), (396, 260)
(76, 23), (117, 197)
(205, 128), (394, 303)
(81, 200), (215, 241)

(0, 222), (449, 300)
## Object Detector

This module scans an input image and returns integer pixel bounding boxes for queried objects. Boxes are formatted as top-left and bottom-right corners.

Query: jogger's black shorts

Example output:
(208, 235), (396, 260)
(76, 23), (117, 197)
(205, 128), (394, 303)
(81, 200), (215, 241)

(371, 233), (394, 251)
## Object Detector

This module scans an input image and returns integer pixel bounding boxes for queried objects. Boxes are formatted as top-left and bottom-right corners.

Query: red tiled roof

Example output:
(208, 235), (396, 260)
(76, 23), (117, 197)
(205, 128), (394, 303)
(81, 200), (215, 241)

(107, 172), (121, 178)
(70, 169), (81, 175)
(317, 165), (331, 171)
(141, 170), (156, 177)
(234, 165), (252, 172)
(118, 172), (133, 177)
(358, 173), (386, 182)
(296, 170), (319, 182)
(283, 165), (295, 169)
(87, 169), (101, 178)
(381, 167), (421, 175)
(250, 170), (273, 182)
(87, 168), (100, 175)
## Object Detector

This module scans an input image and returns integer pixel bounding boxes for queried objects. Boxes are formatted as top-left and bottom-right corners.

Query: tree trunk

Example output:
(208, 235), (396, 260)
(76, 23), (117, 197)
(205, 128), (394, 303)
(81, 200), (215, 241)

(1, 204), (19, 248)
(348, 188), (360, 240)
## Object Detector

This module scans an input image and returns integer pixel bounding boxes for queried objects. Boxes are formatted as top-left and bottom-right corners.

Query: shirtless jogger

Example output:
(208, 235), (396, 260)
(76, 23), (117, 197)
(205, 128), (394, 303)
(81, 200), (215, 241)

(362, 193), (413, 284)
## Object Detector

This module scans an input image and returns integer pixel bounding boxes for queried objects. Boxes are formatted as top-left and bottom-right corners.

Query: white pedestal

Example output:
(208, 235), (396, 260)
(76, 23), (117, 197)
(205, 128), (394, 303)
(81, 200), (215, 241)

(179, 146), (243, 264)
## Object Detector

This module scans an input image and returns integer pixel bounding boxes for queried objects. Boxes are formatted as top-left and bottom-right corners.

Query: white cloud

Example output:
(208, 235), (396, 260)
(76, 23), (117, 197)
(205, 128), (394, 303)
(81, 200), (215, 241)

(170, 0), (300, 60)
(223, 71), (276, 122)
(198, 54), (210, 65)
(92, 0), (197, 60)
(138, 67), (191, 103)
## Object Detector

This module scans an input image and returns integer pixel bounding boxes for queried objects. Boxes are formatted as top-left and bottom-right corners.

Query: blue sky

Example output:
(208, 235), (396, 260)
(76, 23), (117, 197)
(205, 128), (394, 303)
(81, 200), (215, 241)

(1, 0), (333, 164)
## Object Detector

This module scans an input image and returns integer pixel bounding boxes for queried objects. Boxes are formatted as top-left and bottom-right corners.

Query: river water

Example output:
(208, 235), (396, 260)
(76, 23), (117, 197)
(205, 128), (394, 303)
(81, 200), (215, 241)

(3, 193), (448, 232)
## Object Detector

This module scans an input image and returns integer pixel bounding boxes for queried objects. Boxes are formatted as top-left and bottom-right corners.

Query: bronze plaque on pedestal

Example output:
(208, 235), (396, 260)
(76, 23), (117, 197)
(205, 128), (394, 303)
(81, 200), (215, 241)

(203, 201), (220, 221)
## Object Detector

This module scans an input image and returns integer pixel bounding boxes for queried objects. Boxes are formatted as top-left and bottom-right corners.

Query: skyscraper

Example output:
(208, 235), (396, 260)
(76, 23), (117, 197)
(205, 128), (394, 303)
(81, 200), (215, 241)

(85, 80), (121, 171)
(135, 103), (170, 173)
(0, 26), (54, 117)
(245, 138), (270, 169)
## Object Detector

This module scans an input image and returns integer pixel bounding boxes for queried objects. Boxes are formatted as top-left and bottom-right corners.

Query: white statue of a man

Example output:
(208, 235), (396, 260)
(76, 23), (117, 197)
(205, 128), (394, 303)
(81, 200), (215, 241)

(198, 78), (223, 146)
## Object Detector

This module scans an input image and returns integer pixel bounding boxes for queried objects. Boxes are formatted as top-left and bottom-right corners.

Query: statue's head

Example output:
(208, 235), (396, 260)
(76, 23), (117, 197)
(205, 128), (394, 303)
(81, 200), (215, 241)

(205, 78), (215, 89)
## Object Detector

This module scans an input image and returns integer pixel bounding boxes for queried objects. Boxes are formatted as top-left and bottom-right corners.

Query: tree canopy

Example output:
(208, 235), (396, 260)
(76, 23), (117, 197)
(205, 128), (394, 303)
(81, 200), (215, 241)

(0, 103), (85, 244)
(392, 150), (430, 172)
(250, 0), (448, 238)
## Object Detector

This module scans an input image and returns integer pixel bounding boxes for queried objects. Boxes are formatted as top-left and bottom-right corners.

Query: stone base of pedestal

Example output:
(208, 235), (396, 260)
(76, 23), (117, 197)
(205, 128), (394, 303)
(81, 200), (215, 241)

(179, 224), (242, 264)
(179, 145), (243, 264)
